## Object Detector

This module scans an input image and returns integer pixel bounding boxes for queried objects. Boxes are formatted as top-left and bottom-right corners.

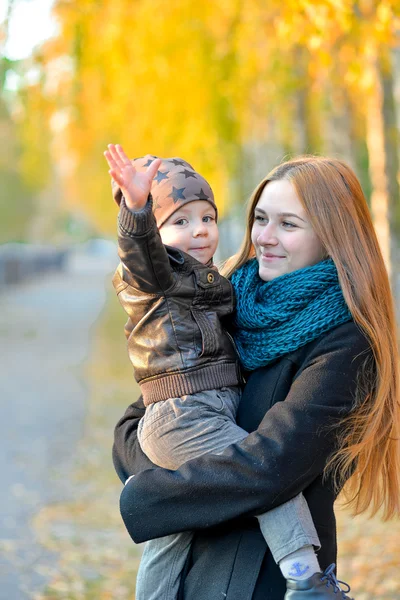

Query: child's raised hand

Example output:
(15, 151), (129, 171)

(104, 144), (161, 211)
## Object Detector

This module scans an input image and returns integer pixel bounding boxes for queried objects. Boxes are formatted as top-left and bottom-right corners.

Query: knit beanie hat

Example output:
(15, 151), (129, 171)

(112, 154), (217, 228)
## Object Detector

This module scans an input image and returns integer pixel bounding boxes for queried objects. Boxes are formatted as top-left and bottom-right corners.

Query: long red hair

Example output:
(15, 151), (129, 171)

(223, 156), (400, 519)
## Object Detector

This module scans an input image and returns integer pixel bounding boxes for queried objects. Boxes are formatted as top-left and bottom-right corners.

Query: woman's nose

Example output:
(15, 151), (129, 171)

(257, 224), (278, 246)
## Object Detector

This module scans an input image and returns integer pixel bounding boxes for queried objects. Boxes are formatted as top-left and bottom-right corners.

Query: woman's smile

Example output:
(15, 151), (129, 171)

(260, 253), (286, 261)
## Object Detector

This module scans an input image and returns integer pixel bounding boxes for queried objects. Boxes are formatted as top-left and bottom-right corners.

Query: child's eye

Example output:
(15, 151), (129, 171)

(203, 215), (214, 223)
(174, 218), (188, 226)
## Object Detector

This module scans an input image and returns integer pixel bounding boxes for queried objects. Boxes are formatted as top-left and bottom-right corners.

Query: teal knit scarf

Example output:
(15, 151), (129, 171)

(230, 258), (352, 371)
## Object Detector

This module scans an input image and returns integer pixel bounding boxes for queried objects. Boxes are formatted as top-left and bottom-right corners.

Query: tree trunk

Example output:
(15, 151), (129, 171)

(295, 48), (322, 154)
(366, 47), (400, 313)
(345, 95), (372, 204)
(379, 48), (400, 319)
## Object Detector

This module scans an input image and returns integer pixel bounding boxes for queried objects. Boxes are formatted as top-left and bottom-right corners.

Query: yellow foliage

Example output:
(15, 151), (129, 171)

(11, 0), (400, 234)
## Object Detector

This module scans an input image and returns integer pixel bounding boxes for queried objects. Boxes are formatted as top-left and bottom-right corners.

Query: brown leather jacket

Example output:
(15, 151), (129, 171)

(112, 198), (241, 406)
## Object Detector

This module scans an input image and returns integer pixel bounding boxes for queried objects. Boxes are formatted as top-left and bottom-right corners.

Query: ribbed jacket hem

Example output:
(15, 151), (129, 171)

(141, 362), (241, 406)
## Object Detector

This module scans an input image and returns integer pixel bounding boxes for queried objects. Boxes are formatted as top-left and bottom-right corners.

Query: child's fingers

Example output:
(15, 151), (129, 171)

(108, 169), (124, 187)
(115, 144), (132, 166)
(104, 151), (124, 185)
(107, 144), (126, 169)
(104, 150), (118, 171)
(146, 158), (162, 181)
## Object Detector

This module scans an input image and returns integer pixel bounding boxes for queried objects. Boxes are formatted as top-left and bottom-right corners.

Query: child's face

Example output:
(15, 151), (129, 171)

(159, 200), (219, 264)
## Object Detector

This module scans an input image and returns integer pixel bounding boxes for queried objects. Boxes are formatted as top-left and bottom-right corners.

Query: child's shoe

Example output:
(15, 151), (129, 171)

(284, 563), (354, 599)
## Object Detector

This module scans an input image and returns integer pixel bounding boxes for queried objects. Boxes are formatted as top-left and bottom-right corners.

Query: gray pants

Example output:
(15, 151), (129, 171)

(136, 387), (320, 600)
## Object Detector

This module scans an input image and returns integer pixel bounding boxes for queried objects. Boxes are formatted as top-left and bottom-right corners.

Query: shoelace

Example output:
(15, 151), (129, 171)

(320, 564), (353, 599)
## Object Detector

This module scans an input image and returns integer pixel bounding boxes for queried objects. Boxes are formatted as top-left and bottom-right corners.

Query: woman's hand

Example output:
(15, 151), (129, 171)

(104, 144), (161, 211)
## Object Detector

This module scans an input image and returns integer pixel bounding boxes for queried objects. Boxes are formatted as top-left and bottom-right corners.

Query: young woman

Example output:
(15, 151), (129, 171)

(113, 156), (400, 599)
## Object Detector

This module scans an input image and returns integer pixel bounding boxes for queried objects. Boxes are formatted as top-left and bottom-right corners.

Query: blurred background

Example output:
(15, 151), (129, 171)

(0, 0), (399, 598)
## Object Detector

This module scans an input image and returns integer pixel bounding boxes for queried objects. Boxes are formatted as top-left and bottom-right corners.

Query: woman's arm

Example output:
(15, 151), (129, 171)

(119, 322), (372, 543)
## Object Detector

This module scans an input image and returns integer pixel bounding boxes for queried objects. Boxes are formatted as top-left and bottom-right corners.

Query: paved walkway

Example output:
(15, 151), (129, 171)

(0, 252), (114, 600)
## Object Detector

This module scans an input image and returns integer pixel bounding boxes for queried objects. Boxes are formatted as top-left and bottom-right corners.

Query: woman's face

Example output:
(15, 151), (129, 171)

(251, 179), (325, 282)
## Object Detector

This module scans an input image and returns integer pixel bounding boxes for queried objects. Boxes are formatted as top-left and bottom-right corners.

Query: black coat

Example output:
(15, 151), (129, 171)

(113, 321), (372, 599)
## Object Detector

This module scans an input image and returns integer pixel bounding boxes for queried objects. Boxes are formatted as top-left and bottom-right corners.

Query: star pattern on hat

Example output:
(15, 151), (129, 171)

(168, 187), (186, 202)
(195, 188), (210, 200)
(181, 169), (196, 179)
(170, 159), (187, 167)
(154, 170), (169, 184)
(144, 158), (157, 167)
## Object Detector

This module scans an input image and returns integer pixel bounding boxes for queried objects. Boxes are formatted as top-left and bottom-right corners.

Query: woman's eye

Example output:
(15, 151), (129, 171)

(282, 221), (296, 229)
(255, 215), (267, 223)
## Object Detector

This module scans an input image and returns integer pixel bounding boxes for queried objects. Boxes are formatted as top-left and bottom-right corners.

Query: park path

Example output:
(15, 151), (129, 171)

(0, 249), (115, 600)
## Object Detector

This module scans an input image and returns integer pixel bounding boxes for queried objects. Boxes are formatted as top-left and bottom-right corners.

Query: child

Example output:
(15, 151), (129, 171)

(104, 144), (330, 600)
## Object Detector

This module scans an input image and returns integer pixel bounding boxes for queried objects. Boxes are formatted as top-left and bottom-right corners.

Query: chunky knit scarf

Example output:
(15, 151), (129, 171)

(230, 258), (352, 371)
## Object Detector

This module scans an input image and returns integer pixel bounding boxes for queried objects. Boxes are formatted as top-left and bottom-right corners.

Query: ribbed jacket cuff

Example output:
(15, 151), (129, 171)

(118, 195), (154, 236)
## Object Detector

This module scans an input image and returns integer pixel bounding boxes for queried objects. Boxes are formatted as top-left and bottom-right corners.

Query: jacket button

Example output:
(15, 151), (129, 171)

(207, 272), (215, 283)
